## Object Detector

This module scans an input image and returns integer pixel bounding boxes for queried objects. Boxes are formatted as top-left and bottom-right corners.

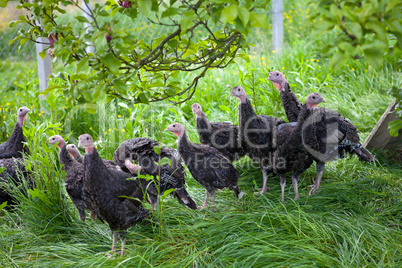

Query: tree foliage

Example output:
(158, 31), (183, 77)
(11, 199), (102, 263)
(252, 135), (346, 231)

(3, 0), (270, 108)
(312, 0), (402, 70)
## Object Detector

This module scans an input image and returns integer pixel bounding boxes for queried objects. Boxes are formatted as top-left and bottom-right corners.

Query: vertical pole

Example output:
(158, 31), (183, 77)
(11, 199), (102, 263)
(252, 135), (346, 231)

(83, 0), (95, 54)
(272, 0), (283, 54)
(35, 37), (52, 98)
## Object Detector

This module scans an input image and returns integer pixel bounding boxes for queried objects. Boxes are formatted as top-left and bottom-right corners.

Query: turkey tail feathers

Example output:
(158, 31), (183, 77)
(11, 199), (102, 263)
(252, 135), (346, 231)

(173, 187), (198, 210)
(353, 145), (375, 162)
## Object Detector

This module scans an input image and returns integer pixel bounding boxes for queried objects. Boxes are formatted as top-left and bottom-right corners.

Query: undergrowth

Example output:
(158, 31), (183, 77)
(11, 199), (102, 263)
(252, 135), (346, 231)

(0, 0), (401, 267)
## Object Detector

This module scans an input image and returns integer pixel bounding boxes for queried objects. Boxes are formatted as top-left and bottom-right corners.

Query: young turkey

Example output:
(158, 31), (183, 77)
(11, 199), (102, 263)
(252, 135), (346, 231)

(79, 134), (150, 256)
(66, 143), (121, 171)
(192, 103), (246, 162)
(165, 123), (243, 209)
(0, 107), (30, 159)
(230, 86), (285, 194)
(268, 71), (375, 194)
(273, 93), (324, 201)
(49, 135), (95, 221)
(0, 158), (30, 207)
(113, 137), (197, 210)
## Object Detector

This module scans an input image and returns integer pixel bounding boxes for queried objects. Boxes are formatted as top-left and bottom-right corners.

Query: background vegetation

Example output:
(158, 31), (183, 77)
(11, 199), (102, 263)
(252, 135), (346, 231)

(0, 0), (401, 267)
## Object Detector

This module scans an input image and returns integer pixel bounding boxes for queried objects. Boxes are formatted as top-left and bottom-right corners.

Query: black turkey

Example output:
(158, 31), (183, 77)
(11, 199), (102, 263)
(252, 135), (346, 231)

(273, 93), (324, 201)
(230, 86), (285, 194)
(165, 123), (243, 209)
(0, 107), (30, 159)
(0, 158), (30, 207)
(269, 71), (375, 194)
(113, 137), (197, 210)
(49, 135), (95, 221)
(67, 143), (121, 171)
(192, 103), (246, 162)
(78, 134), (150, 256)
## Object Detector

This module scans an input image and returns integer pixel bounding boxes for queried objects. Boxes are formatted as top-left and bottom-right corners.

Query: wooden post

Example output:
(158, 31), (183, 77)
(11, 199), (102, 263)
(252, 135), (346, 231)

(272, 0), (283, 54)
(35, 37), (52, 98)
(83, 0), (95, 54)
(363, 99), (401, 150)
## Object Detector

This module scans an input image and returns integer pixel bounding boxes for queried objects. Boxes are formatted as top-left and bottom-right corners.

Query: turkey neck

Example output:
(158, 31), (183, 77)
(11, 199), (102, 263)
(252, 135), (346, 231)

(177, 130), (192, 161)
(280, 82), (302, 123)
(6, 122), (24, 146)
(84, 148), (111, 183)
(238, 97), (257, 129)
(291, 105), (314, 143)
(196, 112), (211, 143)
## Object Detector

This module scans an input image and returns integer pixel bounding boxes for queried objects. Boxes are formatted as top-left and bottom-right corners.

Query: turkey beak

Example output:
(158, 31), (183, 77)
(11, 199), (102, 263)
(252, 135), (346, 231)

(78, 140), (82, 148)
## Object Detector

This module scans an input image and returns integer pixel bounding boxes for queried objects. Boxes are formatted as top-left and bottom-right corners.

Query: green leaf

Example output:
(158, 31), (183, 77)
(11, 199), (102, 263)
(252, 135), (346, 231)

(85, 103), (97, 114)
(8, 36), (22, 46)
(153, 145), (161, 154)
(100, 53), (120, 75)
(113, 79), (127, 94)
(138, 92), (149, 104)
(138, 0), (152, 15)
(118, 102), (129, 109)
(219, 105), (231, 113)
(365, 21), (386, 39)
(330, 52), (348, 70)
(388, 119), (402, 137)
(180, 10), (196, 32)
(0, 201), (7, 212)
(39, 49), (48, 60)
(75, 16), (89, 23)
(363, 47), (383, 70)
(237, 6), (250, 27)
(249, 12), (268, 29)
(346, 22), (362, 41)
(221, 4), (238, 25)
(162, 7), (180, 18)
(162, 188), (175, 198)
(92, 84), (106, 101)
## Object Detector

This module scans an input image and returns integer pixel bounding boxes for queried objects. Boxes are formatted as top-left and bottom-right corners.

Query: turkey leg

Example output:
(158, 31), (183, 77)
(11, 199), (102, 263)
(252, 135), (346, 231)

(309, 162), (325, 195)
(280, 174), (286, 202)
(292, 172), (301, 200)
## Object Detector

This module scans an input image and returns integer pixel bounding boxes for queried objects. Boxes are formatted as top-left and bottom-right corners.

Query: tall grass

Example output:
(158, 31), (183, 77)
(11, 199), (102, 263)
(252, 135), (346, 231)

(0, 0), (401, 266)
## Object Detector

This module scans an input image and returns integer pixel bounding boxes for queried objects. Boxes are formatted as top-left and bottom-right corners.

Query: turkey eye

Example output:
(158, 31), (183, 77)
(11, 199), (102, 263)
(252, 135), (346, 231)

(86, 137), (89, 140)
(276, 73), (279, 76)
(198, 106), (200, 109)
(20, 109), (22, 111)
(173, 124), (176, 127)
(312, 96), (316, 99)
(238, 88), (240, 91)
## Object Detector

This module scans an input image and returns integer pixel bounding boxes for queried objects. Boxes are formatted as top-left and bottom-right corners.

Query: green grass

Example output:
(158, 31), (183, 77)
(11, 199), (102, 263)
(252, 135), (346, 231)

(0, 0), (401, 267)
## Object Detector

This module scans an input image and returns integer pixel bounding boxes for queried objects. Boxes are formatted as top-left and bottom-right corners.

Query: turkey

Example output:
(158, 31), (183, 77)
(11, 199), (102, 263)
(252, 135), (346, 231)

(78, 134), (150, 256)
(273, 93), (324, 201)
(49, 135), (95, 221)
(230, 86), (285, 194)
(268, 71), (375, 194)
(113, 137), (197, 210)
(165, 123), (243, 209)
(66, 143), (121, 171)
(0, 107), (30, 159)
(192, 103), (246, 162)
(0, 158), (30, 207)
